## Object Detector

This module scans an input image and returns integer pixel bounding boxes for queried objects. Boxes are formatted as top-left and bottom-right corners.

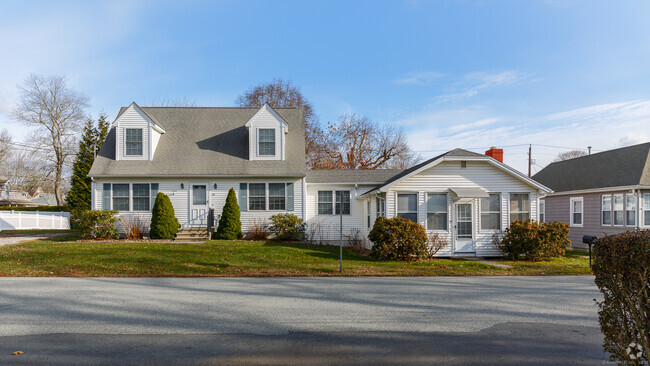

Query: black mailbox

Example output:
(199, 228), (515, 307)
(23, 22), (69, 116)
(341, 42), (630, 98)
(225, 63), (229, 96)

(583, 235), (597, 245)
(582, 235), (597, 267)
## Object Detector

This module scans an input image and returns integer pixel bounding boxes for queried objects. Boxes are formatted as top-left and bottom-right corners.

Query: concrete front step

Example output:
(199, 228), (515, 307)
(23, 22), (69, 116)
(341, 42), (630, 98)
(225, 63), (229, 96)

(174, 228), (210, 242)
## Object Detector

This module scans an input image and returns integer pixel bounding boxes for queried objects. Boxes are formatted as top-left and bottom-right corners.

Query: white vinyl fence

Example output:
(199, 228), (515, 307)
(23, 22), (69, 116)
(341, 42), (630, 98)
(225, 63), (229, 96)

(0, 211), (71, 231)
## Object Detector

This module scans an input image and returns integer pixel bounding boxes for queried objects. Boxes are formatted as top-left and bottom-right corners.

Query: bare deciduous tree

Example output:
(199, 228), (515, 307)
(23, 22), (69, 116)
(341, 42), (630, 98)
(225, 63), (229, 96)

(312, 114), (420, 170)
(235, 79), (323, 166)
(0, 129), (11, 166)
(148, 97), (197, 107)
(553, 150), (587, 162)
(15, 74), (88, 205)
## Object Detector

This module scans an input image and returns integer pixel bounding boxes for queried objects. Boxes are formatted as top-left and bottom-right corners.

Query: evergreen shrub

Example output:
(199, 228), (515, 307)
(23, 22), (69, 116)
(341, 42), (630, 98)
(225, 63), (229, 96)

(369, 216), (429, 260)
(76, 210), (118, 239)
(149, 193), (180, 239)
(268, 213), (305, 241)
(497, 219), (569, 261)
(214, 188), (242, 240)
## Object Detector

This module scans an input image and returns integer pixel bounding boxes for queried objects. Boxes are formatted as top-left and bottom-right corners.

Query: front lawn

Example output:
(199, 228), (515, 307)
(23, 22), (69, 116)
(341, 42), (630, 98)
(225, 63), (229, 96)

(0, 237), (592, 277)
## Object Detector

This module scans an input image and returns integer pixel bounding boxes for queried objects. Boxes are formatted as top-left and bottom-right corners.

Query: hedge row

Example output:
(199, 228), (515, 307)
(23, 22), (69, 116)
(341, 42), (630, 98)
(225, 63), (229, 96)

(0, 205), (70, 212)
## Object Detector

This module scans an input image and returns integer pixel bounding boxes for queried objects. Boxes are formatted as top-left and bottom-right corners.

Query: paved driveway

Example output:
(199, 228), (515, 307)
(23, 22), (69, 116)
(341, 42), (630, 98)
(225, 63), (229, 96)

(0, 276), (606, 365)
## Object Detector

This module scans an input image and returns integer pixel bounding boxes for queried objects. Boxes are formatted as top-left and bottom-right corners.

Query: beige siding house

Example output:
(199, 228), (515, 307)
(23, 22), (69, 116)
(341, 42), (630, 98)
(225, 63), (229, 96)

(533, 142), (650, 249)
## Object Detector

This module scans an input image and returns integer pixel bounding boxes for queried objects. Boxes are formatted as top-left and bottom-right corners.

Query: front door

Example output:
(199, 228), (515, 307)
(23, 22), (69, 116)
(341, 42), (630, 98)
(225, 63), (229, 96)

(189, 184), (208, 227)
(454, 202), (475, 253)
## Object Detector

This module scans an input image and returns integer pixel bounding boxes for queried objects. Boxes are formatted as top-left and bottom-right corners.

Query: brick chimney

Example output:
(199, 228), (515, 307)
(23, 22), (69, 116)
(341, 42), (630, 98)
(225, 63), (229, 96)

(485, 146), (503, 162)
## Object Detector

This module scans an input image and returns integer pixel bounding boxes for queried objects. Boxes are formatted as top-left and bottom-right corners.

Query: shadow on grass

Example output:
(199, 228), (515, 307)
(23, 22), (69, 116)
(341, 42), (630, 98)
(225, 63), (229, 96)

(261, 241), (378, 263)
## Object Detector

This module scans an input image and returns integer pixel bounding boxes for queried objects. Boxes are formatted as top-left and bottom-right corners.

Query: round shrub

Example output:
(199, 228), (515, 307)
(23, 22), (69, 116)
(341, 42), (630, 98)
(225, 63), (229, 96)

(76, 210), (119, 239)
(268, 213), (305, 241)
(149, 193), (180, 239)
(497, 219), (569, 261)
(593, 230), (649, 362)
(215, 187), (242, 240)
(368, 216), (429, 261)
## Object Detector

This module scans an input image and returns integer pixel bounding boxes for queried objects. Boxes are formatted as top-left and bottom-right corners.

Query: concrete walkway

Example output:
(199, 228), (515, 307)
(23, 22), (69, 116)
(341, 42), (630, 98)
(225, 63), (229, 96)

(0, 233), (69, 247)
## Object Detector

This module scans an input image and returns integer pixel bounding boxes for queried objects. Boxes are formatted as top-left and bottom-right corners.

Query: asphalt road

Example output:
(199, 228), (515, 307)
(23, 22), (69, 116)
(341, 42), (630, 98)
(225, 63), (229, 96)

(0, 276), (606, 365)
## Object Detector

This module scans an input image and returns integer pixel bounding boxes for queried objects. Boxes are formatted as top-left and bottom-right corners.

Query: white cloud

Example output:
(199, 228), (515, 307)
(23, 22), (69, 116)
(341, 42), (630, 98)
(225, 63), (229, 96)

(395, 71), (443, 85)
(434, 70), (535, 104)
(400, 99), (650, 174)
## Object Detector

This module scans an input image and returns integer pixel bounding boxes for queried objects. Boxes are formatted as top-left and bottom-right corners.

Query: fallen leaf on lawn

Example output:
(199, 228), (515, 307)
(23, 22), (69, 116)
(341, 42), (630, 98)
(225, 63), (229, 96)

(12, 351), (24, 355)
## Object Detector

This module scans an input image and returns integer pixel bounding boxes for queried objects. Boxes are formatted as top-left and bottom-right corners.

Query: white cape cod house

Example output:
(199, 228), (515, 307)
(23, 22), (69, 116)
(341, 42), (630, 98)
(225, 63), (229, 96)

(89, 103), (550, 257)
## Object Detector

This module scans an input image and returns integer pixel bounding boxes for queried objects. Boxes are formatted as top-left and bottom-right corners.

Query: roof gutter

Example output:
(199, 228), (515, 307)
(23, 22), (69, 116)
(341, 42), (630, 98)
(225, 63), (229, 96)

(543, 185), (650, 197)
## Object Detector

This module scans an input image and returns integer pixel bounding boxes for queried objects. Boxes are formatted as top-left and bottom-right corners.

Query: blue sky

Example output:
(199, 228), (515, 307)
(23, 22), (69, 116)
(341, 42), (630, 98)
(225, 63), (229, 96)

(1, 0), (649, 173)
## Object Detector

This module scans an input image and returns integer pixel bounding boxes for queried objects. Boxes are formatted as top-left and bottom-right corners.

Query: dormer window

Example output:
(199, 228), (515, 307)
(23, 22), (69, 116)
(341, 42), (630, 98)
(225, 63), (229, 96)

(125, 128), (143, 156)
(258, 129), (275, 156)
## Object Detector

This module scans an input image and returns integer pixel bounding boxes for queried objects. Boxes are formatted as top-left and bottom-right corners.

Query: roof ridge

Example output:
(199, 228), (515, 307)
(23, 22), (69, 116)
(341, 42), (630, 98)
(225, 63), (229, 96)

(137, 106), (303, 110)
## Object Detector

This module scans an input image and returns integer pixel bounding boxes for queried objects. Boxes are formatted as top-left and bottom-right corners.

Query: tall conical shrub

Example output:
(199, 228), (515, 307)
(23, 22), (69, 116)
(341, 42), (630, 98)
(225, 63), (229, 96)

(215, 187), (242, 239)
(149, 192), (180, 239)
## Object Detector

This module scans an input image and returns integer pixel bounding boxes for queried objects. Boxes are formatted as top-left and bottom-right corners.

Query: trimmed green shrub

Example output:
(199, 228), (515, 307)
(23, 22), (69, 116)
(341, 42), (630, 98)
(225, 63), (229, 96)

(149, 193), (180, 239)
(0, 206), (69, 212)
(76, 210), (118, 239)
(268, 213), (305, 241)
(214, 188), (242, 240)
(368, 216), (429, 261)
(497, 219), (569, 261)
(593, 230), (649, 362)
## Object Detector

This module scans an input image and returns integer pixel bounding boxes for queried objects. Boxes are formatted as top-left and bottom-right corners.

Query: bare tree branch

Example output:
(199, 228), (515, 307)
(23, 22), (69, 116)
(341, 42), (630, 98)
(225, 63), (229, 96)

(553, 150), (587, 162)
(14, 74), (88, 205)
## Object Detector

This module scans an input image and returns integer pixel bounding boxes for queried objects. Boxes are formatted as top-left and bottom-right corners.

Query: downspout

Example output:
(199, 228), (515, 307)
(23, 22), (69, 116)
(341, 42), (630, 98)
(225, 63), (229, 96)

(90, 177), (95, 210)
(301, 177), (307, 221)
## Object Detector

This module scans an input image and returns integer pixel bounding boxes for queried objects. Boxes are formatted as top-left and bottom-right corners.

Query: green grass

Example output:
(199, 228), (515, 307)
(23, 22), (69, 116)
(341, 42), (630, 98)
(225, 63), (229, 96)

(0, 236), (593, 277)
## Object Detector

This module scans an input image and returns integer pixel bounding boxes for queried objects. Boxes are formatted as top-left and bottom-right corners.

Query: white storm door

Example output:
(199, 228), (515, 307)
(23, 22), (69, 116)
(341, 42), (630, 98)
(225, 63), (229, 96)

(190, 184), (208, 227)
(454, 202), (475, 253)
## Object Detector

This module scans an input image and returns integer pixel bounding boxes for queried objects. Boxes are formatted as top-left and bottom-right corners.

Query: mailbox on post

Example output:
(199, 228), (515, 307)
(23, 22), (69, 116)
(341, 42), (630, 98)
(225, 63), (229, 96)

(583, 235), (597, 267)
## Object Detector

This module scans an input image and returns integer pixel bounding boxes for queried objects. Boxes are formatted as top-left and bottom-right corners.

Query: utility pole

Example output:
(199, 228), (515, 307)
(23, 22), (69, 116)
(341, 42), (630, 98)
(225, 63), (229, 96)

(339, 190), (343, 273)
(528, 144), (533, 178)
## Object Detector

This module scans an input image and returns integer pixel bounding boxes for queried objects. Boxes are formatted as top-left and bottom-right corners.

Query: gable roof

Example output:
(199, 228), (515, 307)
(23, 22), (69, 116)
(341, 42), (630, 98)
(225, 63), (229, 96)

(532, 142), (650, 192)
(306, 169), (404, 184)
(89, 106), (306, 177)
(360, 148), (550, 196)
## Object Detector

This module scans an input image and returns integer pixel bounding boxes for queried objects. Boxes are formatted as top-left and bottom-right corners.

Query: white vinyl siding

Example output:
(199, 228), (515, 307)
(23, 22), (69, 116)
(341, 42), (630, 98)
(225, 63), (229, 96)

(570, 197), (583, 227)
(115, 105), (156, 161)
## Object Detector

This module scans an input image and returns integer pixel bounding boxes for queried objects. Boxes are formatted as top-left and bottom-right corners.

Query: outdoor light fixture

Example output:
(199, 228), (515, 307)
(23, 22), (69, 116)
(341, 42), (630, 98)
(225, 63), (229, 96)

(214, 183), (217, 189)
(180, 183), (184, 189)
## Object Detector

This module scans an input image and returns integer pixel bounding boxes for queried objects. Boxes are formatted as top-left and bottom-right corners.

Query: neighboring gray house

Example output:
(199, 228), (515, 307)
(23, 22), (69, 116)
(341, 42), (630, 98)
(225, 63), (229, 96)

(533, 142), (650, 249)
(89, 103), (551, 256)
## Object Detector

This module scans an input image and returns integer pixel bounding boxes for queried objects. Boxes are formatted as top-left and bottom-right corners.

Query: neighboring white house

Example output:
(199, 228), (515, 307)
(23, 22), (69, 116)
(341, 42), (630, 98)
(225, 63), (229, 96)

(88, 103), (551, 257)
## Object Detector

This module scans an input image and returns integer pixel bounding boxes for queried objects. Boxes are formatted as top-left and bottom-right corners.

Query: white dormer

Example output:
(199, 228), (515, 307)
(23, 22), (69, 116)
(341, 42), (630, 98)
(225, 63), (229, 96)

(245, 104), (289, 161)
(114, 102), (165, 161)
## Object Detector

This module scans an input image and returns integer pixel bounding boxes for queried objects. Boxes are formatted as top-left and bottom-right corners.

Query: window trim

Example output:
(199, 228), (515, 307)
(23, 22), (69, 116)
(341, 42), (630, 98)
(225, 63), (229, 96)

(613, 194), (624, 227)
(125, 128), (143, 156)
(112, 183), (130, 212)
(107, 183), (156, 212)
(479, 193), (502, 232)
(258, 128), (276, 157)
(317, 190), (351, 216)
(268, 183), (286, 211)
(602, 194), (612, 226)
(569, 196), (584, 227)
(376, 195), (385, 219)
(539, 199), (545, 223)
(508, 192), (531, 224)
(426, 192), (448, 232)
(248, 183), (267, 211)
(397, 192), (418, 223)
(132, 183), (151, 212)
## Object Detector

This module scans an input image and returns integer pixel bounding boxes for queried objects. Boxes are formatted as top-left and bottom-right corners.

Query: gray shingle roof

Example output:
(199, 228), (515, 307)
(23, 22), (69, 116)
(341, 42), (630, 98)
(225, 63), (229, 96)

(532, 142), (650, 192)
(89, 107), (306, 177)
(306, 169), (404, 184)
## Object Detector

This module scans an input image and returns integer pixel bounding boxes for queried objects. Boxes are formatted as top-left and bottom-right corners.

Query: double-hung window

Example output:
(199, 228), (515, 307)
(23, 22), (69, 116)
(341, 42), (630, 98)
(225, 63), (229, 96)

(112, 184), (130, 211)
(367, 200), (371, 228)
(268, 183), (286, 210)
(317, 190), (350, 215)
(602, 195), (612, 225)
(125, 129), (143, 156)
(643, 193), (650, 226)
(397, 193), (418, 223)
(539, 200), (545, 222)
(613, 194), (624, 226)
(509, 193), (530, 223)
(427, 193), (447, 230)
(480, 193), (501, 230)
(570, 197), (583, 227)
(335, 191), (351, 215)
(626, 194), (636, 226)
(258, 129), (275, 156)
(249, 183), (266, 211)
(132, 184), (150, 211)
